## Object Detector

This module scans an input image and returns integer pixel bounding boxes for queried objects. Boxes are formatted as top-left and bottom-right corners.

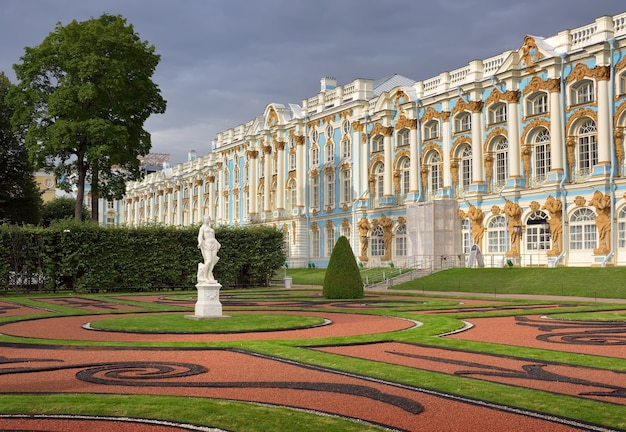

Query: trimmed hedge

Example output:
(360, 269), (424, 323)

(0, 222), (285, 293)
(322, 236), (363, 299)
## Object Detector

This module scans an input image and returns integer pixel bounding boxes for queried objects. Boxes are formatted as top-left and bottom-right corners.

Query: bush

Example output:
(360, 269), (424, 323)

(322, 236), (363, 299)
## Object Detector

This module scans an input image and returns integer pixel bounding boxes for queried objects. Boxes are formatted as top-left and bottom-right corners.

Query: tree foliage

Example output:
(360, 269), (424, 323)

(40, 196), (89, 227)
(323, 236), (363, 299)
(8, 14), (166, 222)
(0, 72), (42, 225)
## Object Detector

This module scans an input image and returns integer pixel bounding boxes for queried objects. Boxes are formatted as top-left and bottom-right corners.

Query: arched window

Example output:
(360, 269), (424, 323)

(533, 129), (551, 184)
(310, 228), (320, 258)
(570, 208), (597, 250)
(527, 92), (548, 116)
(370, 225), (385, 256)
(398, 157), (410, 201)
(427, 151), (442, 197)
(424, 120), (439, 139)
(487, 215), (507, 253)
(577, 120), (598, 178)
(233, 166), (240, 186)
(571, 80), (595, 105)
(495, 138), (509, 189)
(286, 179), (296, 213)
(372, 135), (384, 152)
(397, 129), (410, 147)
(373, 162), (384, 204)
(619, 207), (626, 248)
(395, 224), (407, 257)
(489, 102), (507, 124)
(325, 142), (335, 163)
(461, 218), (472, 253)
(325, 225), (336, 257)
(460, 145), (472, 192)
(455, 112), (471, 133)
(525, 211), (550, 250)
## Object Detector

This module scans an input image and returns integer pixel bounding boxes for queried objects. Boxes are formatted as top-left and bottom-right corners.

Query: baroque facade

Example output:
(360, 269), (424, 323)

(115, 12), (626, 268)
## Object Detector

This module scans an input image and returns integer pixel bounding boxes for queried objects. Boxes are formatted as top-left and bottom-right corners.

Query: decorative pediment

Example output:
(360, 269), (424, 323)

(521, 36), (544, 72)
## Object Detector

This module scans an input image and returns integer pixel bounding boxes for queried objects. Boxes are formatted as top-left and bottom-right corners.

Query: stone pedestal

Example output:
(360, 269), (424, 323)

(185, 282), (226, 319)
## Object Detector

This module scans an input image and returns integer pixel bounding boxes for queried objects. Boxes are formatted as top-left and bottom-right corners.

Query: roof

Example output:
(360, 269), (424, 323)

(373, 74), (416, 96)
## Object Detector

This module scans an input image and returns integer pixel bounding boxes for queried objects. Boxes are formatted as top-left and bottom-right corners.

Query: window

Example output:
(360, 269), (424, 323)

(244, 165), (249, 183)
(455, 113), (471, 133)
(340, 169), (352, 204)
(289, 152), (296, 170)
(325, 142), (335, 163)
(533, 129), (551, 183)
(424, 120), (439, 140)
(287, 179), (296, 213)
(489, 103), (507, 124)
(373, 163), (384, 203)
(372, 135), (384, 152)
(570, 208), (597, 250)
(311, 128), (319, 143)
(495, 138), (509, 188)
(397, 129), (410, 147)
(311, 146), (319, 165)
(577, 120), (598, 176)
(223, 194), (229, 222)
(310, 175), (320, 209)
(460, 146), (472, 192)
(342, 119), (351, 135)
(324, 171), (335, 207)
(340, 224), (351, 241)
(341, 139), (351, 159)
(398, 157), (410, 200)
(107, 200), (114, 210)
(284, 231), (291, 258)
(572, 80), (595, 105)
(461, 218), (471, 253)
(618, 207), (626, 248)
(370, 225), (385, 256)
(427, 151), (442, 196)
(525, 211), (550, 250)
(325, 226), (336, 257)
(257, 186), (263, 214)
(233, 193), (240, 219)
(233, 166), (240, 186)
(395, 224), (407, 257)
(326, 124), (334, 140)
(310, 229), (320, 258)
(527, 92), (548, 116)
(487, 215), (508, 253)
(272, 156), (278, 174)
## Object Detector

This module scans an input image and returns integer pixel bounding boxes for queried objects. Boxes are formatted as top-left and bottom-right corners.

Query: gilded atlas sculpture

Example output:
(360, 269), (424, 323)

(186, 216), (225, 319)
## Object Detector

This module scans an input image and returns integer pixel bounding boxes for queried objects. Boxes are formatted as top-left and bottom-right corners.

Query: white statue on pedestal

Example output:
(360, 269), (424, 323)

(197, 215), (221, 283)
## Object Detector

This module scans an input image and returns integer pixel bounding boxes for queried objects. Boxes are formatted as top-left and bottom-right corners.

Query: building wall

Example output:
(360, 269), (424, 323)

(117, 12), (626, 268)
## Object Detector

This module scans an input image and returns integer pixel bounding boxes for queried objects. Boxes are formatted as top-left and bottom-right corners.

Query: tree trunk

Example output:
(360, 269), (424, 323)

(91, 160), (99, 221)
(75, 154), (87, 221)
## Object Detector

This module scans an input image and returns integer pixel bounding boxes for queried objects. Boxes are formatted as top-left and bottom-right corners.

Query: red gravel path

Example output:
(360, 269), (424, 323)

(0, 297), (621, 431)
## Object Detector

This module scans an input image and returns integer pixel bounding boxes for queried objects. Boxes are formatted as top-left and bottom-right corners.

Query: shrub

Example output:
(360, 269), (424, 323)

(323, 236), (363, 299)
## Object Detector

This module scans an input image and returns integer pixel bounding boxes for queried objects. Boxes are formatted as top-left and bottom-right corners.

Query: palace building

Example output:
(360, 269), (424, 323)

(114, 12), (626, 269)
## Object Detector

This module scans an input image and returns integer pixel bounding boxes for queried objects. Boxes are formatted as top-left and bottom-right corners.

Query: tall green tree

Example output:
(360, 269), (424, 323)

(323, 236), (364, 299)
(0, 72), (42, 225)
(8, 14), (166, 221)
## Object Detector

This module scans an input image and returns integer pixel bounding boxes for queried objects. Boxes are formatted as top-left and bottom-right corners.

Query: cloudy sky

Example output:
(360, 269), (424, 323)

(1, 1), (624, 165)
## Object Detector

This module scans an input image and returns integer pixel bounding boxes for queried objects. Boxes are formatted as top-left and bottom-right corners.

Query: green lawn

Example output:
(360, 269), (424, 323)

(288, 266), (626, 299)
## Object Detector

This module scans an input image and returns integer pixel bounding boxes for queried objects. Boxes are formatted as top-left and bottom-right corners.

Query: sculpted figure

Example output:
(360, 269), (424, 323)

(504, 200), (523, 255)
(357, 217), (371, 261)
(197, 216), (221, 283)
(589, 191), (611, 255)
(467, 205), (485, 248)
(542, 195), (562, 256)
(379, 214), (393, 261)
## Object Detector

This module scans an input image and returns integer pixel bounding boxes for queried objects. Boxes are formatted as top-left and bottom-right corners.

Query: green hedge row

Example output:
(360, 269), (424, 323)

(0, 221), (286, 293)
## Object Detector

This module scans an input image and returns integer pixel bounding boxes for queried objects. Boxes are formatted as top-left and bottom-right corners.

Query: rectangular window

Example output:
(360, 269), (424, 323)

(325, 173), (335, 207)
(311, 176), (320, 209)
(325, 228), (335, 257)
(311, 230), (320, 258)
(570, 225), (583, 250)
(341, 170), (352, 204)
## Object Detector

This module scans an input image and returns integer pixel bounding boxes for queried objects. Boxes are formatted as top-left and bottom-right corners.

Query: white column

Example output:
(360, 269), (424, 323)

(409, 126), (419, 196)
(276, 140), (286, 210)
(383, 126), (393, 198)
(597, 74), (611, 166)
(263, 145), (271, 212)
(549, 80), (563, 173)
(295, 136), (305, 208)
(506, 91), (521, 179)
(470, 103), (484, 187)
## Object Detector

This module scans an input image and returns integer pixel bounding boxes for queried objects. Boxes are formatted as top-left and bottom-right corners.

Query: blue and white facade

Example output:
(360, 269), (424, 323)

(118, 12), (626, 268)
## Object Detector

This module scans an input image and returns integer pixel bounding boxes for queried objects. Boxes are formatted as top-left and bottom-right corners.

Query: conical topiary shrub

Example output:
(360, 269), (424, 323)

(323, 236), (364, 299)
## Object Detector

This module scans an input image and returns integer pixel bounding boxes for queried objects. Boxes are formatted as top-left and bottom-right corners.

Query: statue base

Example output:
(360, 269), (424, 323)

(185, 282), (228, 320)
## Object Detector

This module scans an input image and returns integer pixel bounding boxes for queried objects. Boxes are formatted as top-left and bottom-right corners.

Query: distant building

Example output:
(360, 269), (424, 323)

(34, 171), (56, 203)
(118, 12), (626, 268)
